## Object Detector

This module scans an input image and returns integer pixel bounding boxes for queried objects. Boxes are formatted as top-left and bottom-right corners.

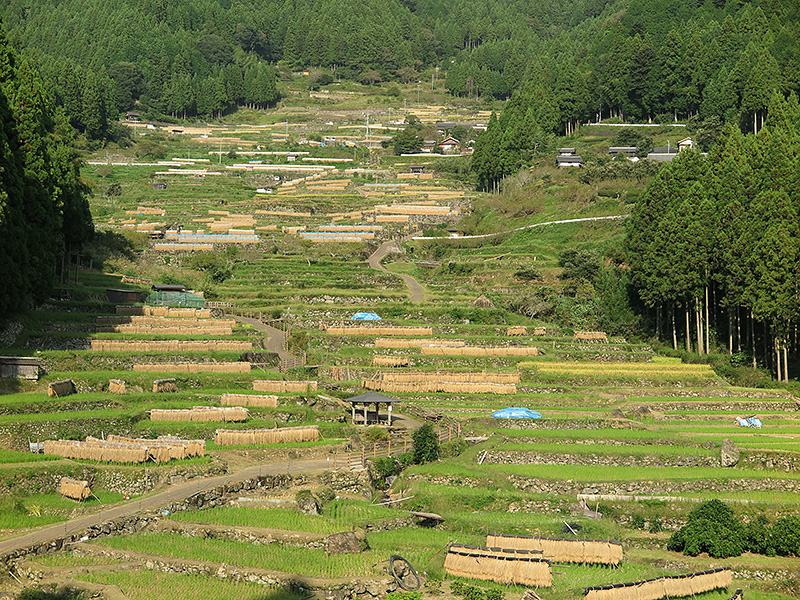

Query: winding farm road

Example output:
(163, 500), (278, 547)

(368, 240), (425, 303)
(0, 457), (331, 560)
(411, 214), (629, 241)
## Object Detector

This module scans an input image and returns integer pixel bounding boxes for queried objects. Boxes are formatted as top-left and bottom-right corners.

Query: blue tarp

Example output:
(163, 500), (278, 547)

(492, 407), (542, 419)
(736, 416), (763, 428)
(351, 312), (382, 320)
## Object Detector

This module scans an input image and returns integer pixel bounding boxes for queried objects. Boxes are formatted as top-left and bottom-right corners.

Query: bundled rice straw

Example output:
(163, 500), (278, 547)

(60, 477), (91, 501)
(583, 568), (732, 600)
(507, 326), (528, 336)
(533, 327), (547, 336)
(115, 306), (212, 318)
(214, 425), (319, 446)
(134, 362), (251, 373)
(486, 534), (623, 566)
(372, 355), (410, 367)
(253, 380), (318, 393)
(108, 379), (127, 394)
(420, 346), (538, 357)
(150, 406), (249, 422)
(153, 378), (177, 393)
(221, 393), (279, 407)
(363, 380), (516, 394)
(574, 331), (609, 343)
(92, 340), (251, 351)
(375, 338), (465, 348)
(326, 326), (433, 336)
(444, 544), (552, 587)
(381, 370), (519, 383)
(107, 435), (206, 458)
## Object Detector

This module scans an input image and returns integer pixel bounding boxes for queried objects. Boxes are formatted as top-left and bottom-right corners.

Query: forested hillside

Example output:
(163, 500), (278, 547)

(626, 93), (800, 380)
(0, 0), (797, 140)
(0, 21), (94, 314)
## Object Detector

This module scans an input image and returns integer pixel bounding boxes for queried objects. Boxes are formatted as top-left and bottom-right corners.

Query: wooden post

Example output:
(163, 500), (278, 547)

(404, 438), (407, 452)
(373, 443), (377, 458)
(361, 446), (365, 468)
(388, 439), (391, 456)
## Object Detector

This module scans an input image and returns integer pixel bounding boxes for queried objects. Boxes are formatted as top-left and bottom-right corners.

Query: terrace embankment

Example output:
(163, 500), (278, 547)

(484, 449), (800, 471)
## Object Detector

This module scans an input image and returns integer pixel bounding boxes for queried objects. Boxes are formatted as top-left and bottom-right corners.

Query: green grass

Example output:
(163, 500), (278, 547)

(166, 505), (348, 533)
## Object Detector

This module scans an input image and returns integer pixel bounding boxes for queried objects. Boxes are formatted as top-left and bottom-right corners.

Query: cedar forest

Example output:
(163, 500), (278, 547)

(0, 0), (799, 374)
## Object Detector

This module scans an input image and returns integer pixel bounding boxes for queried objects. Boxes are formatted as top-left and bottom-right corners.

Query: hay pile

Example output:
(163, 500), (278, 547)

(126, 206), (165, 215)
(375, 338), (465, 348)
(372, 355), (410, 367)
(134, 362), (251, 373)
(97, 316), (235, 327)
(583, 568), (732, 600)
(47, 379), (76, 398)
(533, 327), (547, 336)
(60, 477), (91, 501)
(507, 326), (528, 336)
(473, 295), (495, 308)
(444, 544), (551, 586)
(486, 534), (623, 566)
(120, 275), (154, 285)
(221, 393), (279, 407)
(363, 370), (518, 394)
(214, 425), (319, 446)
(326, 326), (433, 336)
(108, 379), (127, 394)
(574, 331), (609, 343)
(93, 340), (251, 351)
(150, 406), (249, 422)
(45, 439), (149, 463)
(115, 306), (212, 318)
(153, 378), (177, 393)
(107, 435), (205, 458)
(420, 346), (538, 357)
(253, 380), (318, 393)
(96, 325), (232, 335)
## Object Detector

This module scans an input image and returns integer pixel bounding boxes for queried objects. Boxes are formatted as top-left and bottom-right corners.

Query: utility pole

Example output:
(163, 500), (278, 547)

(417, 81), (420, 104)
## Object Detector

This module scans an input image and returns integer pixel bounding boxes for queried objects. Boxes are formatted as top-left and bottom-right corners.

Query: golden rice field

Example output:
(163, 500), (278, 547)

(521, 357), (716, 377)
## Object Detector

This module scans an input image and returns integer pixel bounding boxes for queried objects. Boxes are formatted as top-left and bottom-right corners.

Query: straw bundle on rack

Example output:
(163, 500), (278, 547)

(444, 545), (552, 587)
(44, 439), (149, 463)
(372, 356), (410, 367)
(221, 393), (279, 407)
(120, 275), (154, 285)
(93, 340), (252, 352)
(60, 477), (91, 501)
(507, 326), (528, 336)
(47, 379), (76, 398)
(126, 206), (165, 215)
(150, 406), (249, 422)
(108, 379), (127, 394)
(583, 568), (732, 600)
(574, 331), (609, 343)
(253, 380), (318, 393)
(533, 327), (547, 336)
(153, 378), (177, 393)
(363, 380), (516, 394)
(134, 362), (251, 373)
(381, 370), (519, 384)
(214, 425), (319, 446)
(375, 338), (465, 348)
(376, 215), (410, 223)
(375, 204), (451, 215)
(420, 346), (539, 357)
(485, 534), (623, 566)
(96, 324), (233, 335)
(326, 326), (433, 336)
(97, 316), (235, 327)
(115, 306), (212, 318)
(107, 434), (206, 458)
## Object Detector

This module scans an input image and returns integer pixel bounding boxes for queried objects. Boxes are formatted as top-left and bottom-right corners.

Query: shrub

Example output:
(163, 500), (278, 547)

(412, 424), (439, 464)
(385, 593), (421, 600)
(649, 515), (663, 533)
(668, 499), (746, 558)
(771, 515), (800, 557)
(631, 514), (646, 530)
(18, 588), (85, 600)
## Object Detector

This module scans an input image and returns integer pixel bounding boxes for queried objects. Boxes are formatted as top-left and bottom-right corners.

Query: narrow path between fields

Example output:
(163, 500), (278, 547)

(233, 315), (295, 362)
(367, 239), (425, 303)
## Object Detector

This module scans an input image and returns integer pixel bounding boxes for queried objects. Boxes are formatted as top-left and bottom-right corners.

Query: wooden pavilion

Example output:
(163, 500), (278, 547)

(344, 391), (398, 426)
